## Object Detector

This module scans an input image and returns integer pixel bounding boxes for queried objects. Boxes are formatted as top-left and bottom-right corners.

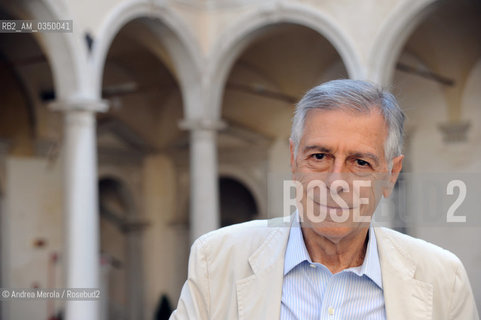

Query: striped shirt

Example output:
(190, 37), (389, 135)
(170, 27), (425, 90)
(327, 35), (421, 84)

(280, 214), (386, 320)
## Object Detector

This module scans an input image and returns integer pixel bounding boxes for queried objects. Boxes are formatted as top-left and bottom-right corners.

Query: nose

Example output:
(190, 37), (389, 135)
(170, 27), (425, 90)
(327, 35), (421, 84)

(327, 160), (348, 193)
(330, 181), (347, 194)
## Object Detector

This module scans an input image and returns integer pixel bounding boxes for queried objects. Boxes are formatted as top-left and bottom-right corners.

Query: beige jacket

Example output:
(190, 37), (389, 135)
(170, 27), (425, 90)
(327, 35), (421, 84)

(171, 218), (479, 320)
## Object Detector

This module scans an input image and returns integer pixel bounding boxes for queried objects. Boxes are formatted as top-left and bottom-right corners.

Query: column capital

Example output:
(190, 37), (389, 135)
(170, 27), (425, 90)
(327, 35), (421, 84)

(178, 118), (227, 131)
(438, 120), (471, 143)
(49, 98), (109, 113)
(121, 219), (150, 234)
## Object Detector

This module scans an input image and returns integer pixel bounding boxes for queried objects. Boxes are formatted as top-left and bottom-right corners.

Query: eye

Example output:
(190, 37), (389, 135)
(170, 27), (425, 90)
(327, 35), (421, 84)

(312, 153), (326, 160)
(355, 159), (370, 167)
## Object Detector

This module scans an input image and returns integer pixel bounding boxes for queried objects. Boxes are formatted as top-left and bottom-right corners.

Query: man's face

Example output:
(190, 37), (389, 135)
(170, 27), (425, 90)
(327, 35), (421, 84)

(290, 108), (403, 242)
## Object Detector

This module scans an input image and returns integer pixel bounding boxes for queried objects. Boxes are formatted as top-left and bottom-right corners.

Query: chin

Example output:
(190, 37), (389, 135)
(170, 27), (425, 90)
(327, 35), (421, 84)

(302, 219), (359, 242)
(315, 224), (356, 241)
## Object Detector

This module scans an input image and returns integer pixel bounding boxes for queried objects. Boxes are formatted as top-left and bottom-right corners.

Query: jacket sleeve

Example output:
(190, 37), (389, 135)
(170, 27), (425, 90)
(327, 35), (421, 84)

(448, 259), (479, 320)
(170, 238), (210, 320)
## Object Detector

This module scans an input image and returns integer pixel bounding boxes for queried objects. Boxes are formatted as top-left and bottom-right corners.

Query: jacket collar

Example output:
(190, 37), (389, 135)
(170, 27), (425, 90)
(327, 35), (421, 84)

(374, 227), (433, 320)
(236, 216), (292, 320)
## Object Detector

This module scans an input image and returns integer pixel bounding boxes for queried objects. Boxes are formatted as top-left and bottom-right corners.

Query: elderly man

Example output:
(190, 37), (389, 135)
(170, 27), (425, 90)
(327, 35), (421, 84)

(171, 80), (478, 320)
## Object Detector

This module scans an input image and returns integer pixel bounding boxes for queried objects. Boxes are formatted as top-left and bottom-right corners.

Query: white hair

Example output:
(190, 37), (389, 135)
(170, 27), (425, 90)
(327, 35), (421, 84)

(290, 79), (405, 164)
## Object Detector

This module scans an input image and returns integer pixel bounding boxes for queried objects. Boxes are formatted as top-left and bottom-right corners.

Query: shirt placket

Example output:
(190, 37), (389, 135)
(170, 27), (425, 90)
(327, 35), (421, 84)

(319, 273), (345, 320)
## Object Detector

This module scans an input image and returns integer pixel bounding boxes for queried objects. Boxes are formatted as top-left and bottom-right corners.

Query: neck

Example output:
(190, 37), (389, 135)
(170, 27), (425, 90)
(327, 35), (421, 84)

(301, 226), (369, 274)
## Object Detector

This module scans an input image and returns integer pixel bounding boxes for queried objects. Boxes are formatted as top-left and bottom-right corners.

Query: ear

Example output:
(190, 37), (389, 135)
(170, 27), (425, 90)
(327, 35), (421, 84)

(382, 155), (404, 198)
(289, 139), (296, 175)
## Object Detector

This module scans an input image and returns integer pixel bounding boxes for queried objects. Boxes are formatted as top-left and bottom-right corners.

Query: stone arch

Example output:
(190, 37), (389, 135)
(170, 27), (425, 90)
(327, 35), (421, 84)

(368, 0), (439, 86)
(207, 3), (364, 119)
(91, 0), (201, 116)
(4, 0), (89, 99)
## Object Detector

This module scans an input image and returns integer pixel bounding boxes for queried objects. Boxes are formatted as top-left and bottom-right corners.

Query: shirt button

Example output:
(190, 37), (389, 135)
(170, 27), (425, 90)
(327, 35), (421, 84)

(309, 263), (316, 268)
(328, 306), (335, 315)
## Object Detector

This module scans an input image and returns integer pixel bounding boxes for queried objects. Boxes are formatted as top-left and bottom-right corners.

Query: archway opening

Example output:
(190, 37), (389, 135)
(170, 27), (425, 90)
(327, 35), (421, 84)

(393, 0), (481, 150)
(220, 177), (258, 227)
(222, 23), (347, 139)
(100, 18), (185, 154)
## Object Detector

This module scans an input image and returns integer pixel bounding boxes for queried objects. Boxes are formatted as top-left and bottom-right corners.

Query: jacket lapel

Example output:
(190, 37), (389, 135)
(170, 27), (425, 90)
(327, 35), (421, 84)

(236, 218), (291, 320)
(375, 228), (433, 320)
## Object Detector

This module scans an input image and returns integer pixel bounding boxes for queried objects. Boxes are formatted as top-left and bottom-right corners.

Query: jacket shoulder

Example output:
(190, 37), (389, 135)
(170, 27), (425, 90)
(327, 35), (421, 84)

(375, 227), (463, 274)
(195, 217), (290, 257)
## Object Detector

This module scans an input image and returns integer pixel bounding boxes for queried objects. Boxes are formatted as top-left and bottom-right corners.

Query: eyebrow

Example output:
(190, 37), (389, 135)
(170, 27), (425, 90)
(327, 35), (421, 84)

(303, 145), (380, 166)
(303, 145), (331, 153)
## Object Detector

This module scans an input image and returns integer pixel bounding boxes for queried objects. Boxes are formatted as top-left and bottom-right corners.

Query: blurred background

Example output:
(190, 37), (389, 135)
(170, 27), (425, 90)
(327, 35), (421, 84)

(0, 0), (480, 319)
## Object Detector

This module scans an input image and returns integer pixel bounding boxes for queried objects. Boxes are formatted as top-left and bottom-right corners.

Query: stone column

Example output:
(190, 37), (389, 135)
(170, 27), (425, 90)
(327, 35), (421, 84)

(179, 119), (225, 242)
(124, 220), (148, 320)
(50, 99), (108, 320)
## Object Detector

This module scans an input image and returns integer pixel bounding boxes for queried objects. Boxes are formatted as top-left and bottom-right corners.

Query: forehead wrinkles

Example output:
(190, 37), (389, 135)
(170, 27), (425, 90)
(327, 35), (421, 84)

(300, 109), (388, 161)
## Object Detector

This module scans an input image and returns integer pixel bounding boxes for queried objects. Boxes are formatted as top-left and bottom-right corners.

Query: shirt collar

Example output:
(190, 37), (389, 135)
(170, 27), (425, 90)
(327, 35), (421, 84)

(283, 212), (383, 289)
(283, 212), (311, 276)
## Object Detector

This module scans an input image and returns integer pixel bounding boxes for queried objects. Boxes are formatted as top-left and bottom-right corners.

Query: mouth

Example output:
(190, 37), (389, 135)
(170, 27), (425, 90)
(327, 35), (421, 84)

(312, 200), (353, 211)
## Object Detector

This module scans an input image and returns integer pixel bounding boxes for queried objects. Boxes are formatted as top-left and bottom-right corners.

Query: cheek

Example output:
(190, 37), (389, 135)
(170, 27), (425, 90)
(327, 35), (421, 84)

(352, 181), (380, 208)
(296, 171), (328, 185)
